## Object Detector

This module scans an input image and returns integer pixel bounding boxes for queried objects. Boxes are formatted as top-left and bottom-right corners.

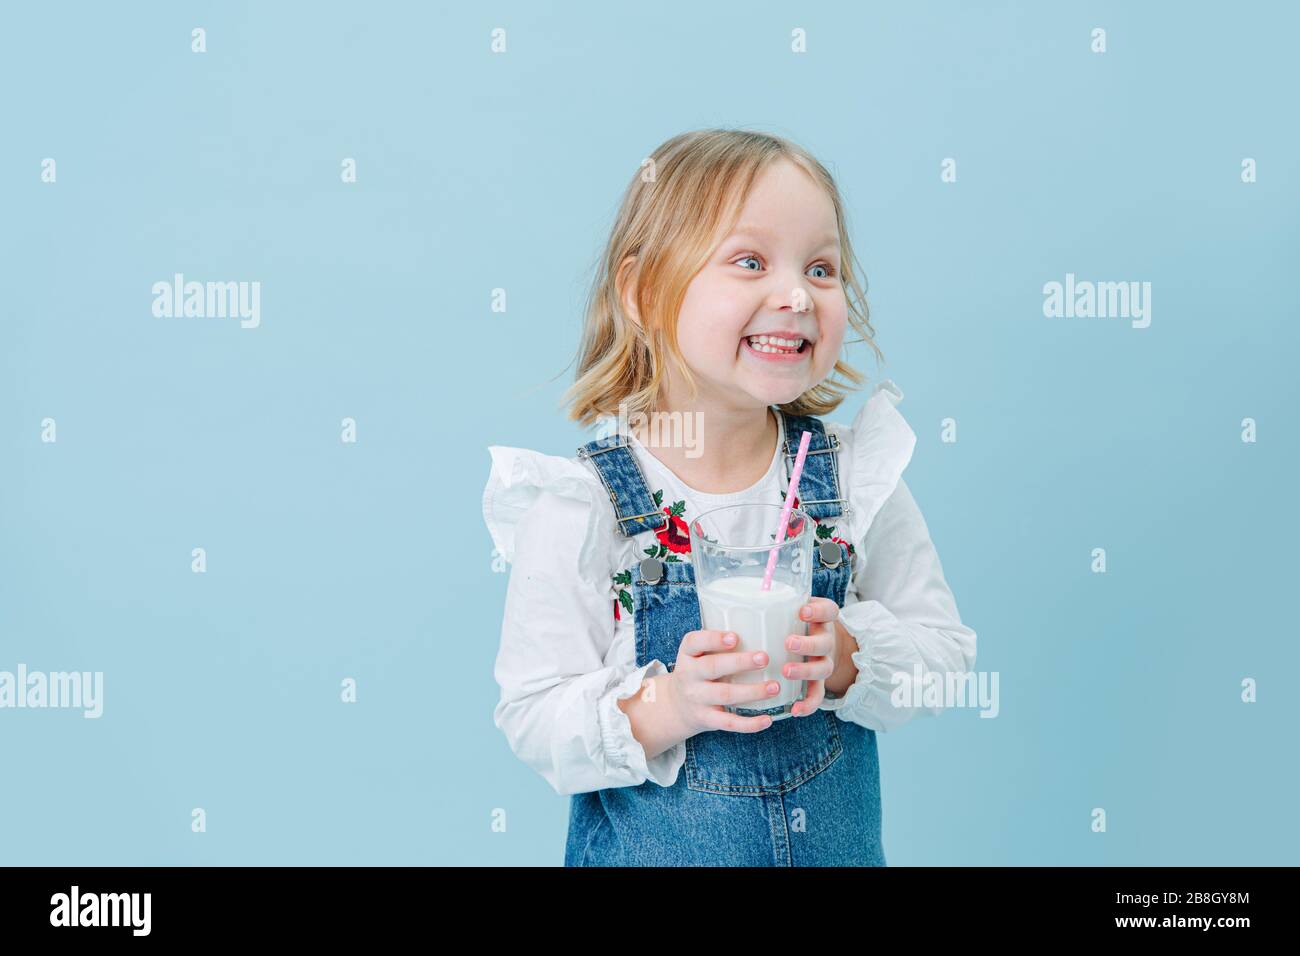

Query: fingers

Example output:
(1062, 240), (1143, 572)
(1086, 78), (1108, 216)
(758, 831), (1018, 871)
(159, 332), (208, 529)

(787, 598), (839, 662)
(696, 677), (784, 708)
(798, 597), (839, 626)
(785, 629), (835, 658)
(782, 619), (835, 681)
(792, 680), (825, 717)
(781, 654), (834, 682)
(696, 706), (774, 734)
(697, 649), (772, 681)
(676, 620), (835, 733)
(679, 629), (740, 657)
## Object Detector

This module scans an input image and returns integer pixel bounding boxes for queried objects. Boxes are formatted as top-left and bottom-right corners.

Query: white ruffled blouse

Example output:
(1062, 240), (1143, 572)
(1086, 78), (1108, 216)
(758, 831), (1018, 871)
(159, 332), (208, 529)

(482, 381), (977, 796)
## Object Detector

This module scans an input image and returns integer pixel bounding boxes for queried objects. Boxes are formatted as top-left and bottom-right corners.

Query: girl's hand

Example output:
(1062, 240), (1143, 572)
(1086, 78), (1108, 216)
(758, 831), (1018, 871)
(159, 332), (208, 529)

(665, 629), (783, 737)
(785, 597), (842, 717)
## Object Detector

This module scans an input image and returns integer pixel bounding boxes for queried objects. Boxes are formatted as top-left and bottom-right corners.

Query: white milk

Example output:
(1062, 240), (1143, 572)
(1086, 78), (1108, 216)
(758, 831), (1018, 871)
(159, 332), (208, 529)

(697, 576), (807, 712)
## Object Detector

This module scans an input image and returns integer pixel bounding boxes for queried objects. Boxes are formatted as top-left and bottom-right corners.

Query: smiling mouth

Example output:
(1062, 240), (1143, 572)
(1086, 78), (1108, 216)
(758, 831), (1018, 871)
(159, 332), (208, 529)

(744, 334), (808, 355)
(743, 338), (811, 364)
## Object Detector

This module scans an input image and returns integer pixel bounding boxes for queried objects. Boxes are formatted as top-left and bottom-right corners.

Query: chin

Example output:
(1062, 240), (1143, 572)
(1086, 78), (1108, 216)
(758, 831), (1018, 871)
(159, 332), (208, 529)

(751, 383), (809, 407)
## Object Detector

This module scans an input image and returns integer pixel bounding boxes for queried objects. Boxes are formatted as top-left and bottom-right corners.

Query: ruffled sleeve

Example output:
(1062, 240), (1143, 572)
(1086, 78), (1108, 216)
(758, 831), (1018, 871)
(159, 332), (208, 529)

(483, 446), (617, 584)
(818, 383), (979, 732)
(483, 446), (686, 795)
(839, 379), (917, 532)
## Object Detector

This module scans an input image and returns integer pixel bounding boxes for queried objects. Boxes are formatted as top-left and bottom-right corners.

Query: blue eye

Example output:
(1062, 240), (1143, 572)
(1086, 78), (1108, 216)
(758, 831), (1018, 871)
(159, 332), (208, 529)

(734, 254), (837, 278)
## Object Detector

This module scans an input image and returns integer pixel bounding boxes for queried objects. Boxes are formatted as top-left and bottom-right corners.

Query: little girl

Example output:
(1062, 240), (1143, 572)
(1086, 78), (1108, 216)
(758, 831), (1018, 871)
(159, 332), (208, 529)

(482, 129), (977, 867)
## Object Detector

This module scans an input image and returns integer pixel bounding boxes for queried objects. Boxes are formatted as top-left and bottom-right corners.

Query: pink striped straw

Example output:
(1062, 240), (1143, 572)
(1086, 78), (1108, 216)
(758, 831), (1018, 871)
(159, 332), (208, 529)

(762, 429), (812, 591)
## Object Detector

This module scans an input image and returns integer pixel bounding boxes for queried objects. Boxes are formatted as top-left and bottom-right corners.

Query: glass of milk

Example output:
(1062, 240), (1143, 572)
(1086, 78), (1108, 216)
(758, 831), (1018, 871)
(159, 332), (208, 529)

(688, 503), (814, 721)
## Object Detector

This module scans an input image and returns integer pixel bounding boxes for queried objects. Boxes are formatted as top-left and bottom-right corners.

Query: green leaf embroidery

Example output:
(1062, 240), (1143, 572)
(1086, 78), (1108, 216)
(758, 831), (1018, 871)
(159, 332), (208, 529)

(815, 523), (832, 539)
(665, 554), (681, 563)
(612, 570), (632, 586)
(618, 590), (633, 613)
(657, 544), (667, 558)
(652, 489), (664, 507)
(668, 500), (685, 518)
(643, 546), (659, 556)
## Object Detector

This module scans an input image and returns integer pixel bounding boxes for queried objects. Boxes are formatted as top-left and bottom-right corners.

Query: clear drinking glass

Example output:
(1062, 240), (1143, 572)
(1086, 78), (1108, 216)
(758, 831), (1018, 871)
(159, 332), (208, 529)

(688, 503), (814, 721)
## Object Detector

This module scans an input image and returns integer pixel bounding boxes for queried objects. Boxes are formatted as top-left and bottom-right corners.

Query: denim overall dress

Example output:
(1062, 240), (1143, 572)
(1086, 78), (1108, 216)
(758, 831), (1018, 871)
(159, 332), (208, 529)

(566, 410), (885, 867)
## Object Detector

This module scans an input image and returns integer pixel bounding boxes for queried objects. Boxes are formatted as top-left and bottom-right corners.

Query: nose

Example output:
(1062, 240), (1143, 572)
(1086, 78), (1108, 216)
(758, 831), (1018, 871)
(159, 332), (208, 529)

(763, 258), (817, 314)
(764, 276), (816, 315)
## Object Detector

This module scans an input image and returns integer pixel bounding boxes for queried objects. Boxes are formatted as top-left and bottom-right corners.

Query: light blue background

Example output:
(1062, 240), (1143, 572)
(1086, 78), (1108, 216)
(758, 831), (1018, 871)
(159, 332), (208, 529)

(2, 1), (1296, 865)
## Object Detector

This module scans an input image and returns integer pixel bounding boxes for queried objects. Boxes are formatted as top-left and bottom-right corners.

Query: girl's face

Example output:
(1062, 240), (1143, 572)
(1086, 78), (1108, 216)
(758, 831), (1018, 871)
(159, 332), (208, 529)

(670, 159), (848, 412)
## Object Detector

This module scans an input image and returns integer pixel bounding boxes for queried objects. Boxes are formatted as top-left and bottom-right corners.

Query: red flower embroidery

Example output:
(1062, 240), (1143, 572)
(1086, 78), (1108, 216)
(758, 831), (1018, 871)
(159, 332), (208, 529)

(610, 492), (686, 620)
(786, 490), (854, 555)
(656, 509), (691, 554)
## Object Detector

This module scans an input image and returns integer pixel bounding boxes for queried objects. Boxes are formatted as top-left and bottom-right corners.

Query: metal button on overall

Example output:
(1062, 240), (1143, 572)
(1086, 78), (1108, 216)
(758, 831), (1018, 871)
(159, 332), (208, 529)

(639, 556), (663, 584)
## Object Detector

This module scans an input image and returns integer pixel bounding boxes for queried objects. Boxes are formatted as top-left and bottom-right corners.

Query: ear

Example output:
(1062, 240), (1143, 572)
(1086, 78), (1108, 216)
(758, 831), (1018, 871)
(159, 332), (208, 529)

(615, 255), (642, 330)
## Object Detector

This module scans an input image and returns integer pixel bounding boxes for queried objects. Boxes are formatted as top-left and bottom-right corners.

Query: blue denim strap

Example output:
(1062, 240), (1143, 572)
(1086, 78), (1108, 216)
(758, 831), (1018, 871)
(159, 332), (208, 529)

(576, 435), (667, 538)
(778, 412), (847, 521)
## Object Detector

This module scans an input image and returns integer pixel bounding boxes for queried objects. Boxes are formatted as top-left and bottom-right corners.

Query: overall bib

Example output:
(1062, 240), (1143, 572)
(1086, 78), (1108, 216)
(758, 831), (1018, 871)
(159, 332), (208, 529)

(567, 411), (885, 867)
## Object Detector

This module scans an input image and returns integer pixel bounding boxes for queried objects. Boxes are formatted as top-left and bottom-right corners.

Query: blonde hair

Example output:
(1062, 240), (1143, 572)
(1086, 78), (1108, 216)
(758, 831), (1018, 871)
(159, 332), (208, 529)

(563, 128), (883, 428)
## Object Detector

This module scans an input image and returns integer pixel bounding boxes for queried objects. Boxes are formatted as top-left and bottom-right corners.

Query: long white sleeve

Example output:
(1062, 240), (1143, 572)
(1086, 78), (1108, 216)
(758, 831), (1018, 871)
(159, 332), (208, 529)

(484, 448), (685, 795)
(823, 477), (978, 732)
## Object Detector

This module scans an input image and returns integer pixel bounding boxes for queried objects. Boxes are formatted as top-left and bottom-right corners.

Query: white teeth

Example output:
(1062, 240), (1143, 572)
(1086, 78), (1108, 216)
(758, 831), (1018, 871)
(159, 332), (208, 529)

(747, 335), (804, 353)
